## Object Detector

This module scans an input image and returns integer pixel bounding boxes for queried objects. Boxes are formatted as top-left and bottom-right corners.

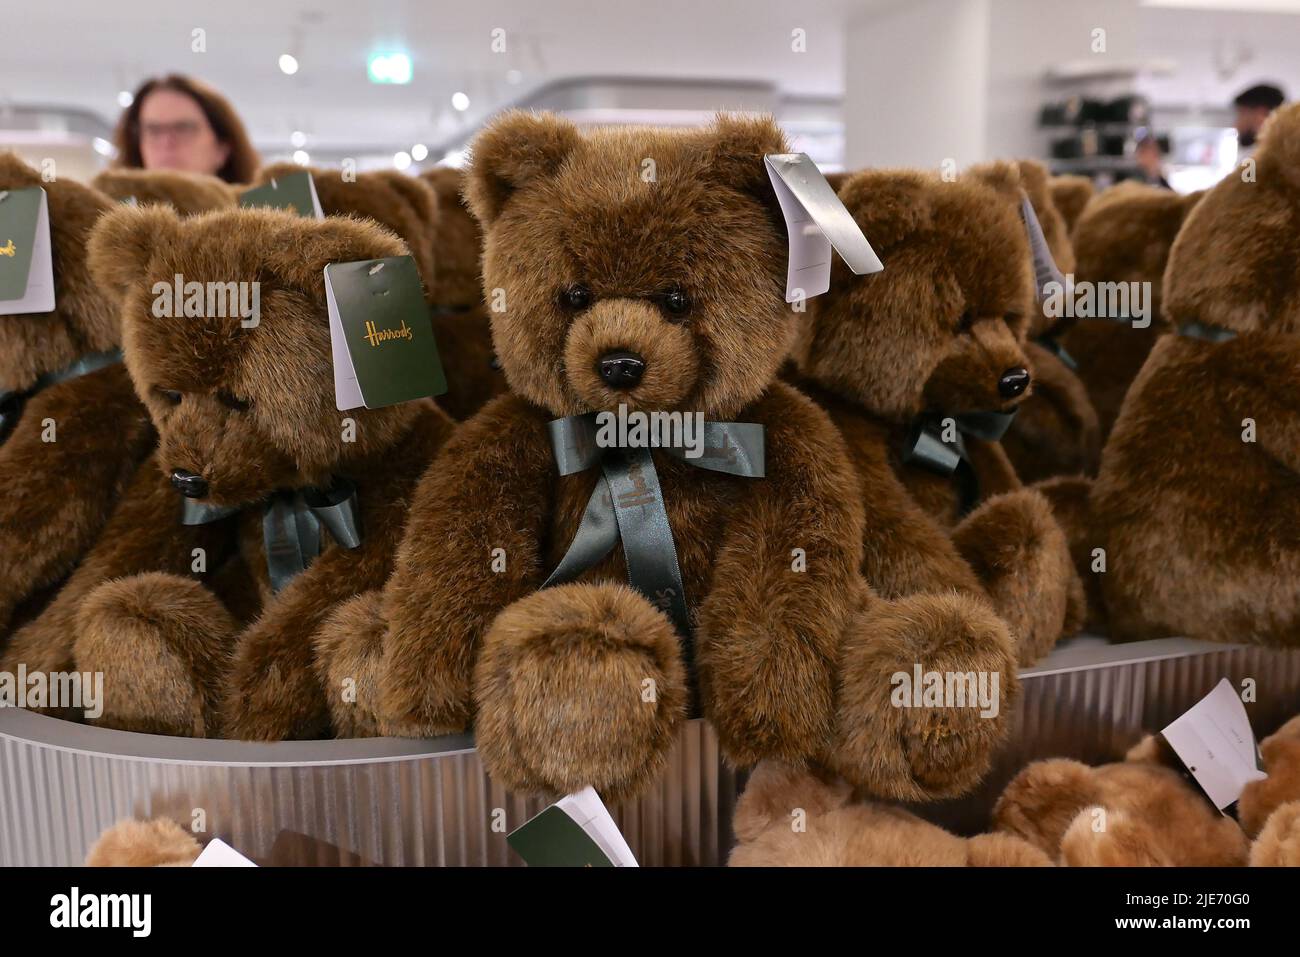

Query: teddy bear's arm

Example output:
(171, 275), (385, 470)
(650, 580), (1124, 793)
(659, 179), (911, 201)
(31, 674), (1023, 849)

(0, 452), (231, 676)
(694, 383), (867, 766)
(1218, 335), (1300, 477)
(963, 437), (1024, 500)
(378, 395), (558, 734)
(221, 405), (458, 742)
(0, 366), (153, 634)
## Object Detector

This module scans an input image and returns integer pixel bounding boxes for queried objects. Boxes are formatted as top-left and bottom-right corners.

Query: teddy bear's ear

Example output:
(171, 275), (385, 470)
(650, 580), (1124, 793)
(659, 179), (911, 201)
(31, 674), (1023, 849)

(965, 159), (1023, 201)
(1256, 101), (1300, 193)
(701, 113), (788, 194)
(835, 169), (931, 250)
(464, 110), (581, 225)
(87, 204), (181, 298)
(731, 761), (852, 843)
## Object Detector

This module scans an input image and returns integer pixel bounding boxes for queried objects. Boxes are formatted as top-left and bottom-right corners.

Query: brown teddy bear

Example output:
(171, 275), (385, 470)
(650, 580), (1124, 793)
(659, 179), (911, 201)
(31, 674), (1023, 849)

(313, 111), (1018, 804)
(86, 818), (203, 867)
(92, 167), (237, 215)
(1090, 103), (1300, 645)
(0, 154), (153, 639)
(1048, 174), (1094, 234)
(793, 162), (1083, 667)
(729, 760), (1052, 866)
(993, 725), (1300, 866)
(2, 206), (455, 739)
(983, 160), (1102, 483)
(419, 166), (505, 420)
(1057, 181), (1204, 440)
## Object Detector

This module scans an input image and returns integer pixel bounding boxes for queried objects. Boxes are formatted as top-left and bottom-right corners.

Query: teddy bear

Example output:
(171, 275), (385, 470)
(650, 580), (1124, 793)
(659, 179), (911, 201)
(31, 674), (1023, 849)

(0, 154), (154, 640)
(418, 166), (506, 420)
(1048, 174), (1094, 234)
(978, 160), (1102, 484)
(92, 167), (237, 215)
(992, 723), (1300, 866)
(85, 818), (204, 867)
(1057, 181), (1204, 441)
(1089, 103), (1300, 645)
(729, 760), (1052, 866)
(312, 111), (1018, 805)
(792, 162), (1083, 667)
(1, 205), (456, 740)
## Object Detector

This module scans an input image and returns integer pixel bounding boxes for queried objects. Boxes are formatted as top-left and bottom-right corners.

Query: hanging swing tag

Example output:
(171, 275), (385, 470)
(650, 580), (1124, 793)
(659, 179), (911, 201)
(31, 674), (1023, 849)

(325, 255), (446, 410)
(0, 187), (55, 315)
(1161, 678), (1268, 812)
(764, 153), (883, 303)
(240, 171), (324, 219)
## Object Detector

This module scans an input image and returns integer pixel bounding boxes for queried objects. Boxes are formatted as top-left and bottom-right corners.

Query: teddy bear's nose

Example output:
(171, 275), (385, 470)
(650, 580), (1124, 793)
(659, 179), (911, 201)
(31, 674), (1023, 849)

(998, 367), (1031, 399)
(170, 469), (209, 499)
(598, 350), (647, 389)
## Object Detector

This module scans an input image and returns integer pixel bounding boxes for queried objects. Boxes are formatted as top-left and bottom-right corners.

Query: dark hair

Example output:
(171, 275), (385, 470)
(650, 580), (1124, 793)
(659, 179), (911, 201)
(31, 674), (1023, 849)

(1233, 84), (1286, 111)
(111, 74), (260, 184)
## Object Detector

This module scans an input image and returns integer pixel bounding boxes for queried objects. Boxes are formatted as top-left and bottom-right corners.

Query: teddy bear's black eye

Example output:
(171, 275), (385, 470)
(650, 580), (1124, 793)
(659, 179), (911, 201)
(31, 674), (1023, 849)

(157, 388), (183, 406)
(217, 391), (251, 413)
(660, 287), (692, 319)
(559, 284), (592, 312)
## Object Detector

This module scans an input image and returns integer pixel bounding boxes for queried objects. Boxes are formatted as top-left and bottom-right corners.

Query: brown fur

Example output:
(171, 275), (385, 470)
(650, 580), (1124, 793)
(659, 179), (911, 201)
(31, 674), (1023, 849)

(795, 164), (1083, 666)
(0, 155), (154, 639)
(1060, 181), (1205, 438)
(85, 818), (202, 867)
(729, 760), (1051, 866)
(313, 112), (1015, 803)
(92, 168), (237, 215)
(1049, 174), (1095, 234)
(993, 736), (1251, 866)
(4, 207), (455, 739)
(418, 167), (505, 420)
(1091, 104), (1300, 645)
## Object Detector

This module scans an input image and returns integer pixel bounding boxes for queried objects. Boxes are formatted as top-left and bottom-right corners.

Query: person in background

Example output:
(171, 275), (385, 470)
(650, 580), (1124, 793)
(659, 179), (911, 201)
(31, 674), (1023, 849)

(1233, 83), (1286, 161)
(1133, 132), (1170, 189)
(111, 74), (259, 184)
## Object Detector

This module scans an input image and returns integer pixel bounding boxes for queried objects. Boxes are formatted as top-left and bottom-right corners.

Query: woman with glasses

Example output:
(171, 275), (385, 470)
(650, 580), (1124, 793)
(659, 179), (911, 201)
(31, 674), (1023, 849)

(111, 74), (260, 184)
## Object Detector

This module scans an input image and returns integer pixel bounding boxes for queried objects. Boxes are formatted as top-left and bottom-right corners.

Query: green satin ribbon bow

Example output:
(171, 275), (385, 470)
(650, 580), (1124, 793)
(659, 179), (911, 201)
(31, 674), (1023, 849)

(0, 349), (123, 445)
(180, 478), (363, 593)
(543, 413), (765, 660)
(1178, 320), (1238, 344)
(1033, 334), (1079, 371)
(903, 409), (1018, 515)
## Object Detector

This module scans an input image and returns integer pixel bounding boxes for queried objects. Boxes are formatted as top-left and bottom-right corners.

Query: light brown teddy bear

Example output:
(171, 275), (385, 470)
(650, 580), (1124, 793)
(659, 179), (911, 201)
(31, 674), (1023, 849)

(793, 162), (1084, 666)
(86, 818), (203, 867)
(1048, 174), (1095, 234)
(1090, 103), (1300, 645)
(92, 168), (237, 215)
(729, 760), (1052, 866)
(313, 112), (1018, 804)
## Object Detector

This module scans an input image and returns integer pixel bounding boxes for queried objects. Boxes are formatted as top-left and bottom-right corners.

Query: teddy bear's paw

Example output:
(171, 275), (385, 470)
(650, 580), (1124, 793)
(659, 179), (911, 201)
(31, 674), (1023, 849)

(472, 582), (688, 804)
(1249, 802), (1300, 867)
(965, 832), (1054, 867)
(313, 591), (386, 738)
(828, 592), (1017, 802)
(951, 488), (1079, 666)
(73, 573), (236, 737)
(85, 817), (203, 867)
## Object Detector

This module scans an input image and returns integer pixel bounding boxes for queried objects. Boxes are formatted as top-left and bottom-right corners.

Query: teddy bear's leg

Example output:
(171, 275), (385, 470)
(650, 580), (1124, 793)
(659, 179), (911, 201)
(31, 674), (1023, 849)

(73, 572), (237, 737)
(313, 590), (386, 738)
(829, 592), (1017, 802)
(1034, 474), (1108, 632)
(472, 581), (689, 803)
(965, 832), (1054, 866)
(950, 487), (1084, 666)
(1250, 803), (1300, 867)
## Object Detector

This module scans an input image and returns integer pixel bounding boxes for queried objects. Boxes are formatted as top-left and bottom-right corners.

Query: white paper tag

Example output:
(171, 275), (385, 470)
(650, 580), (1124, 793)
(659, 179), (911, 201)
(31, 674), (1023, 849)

(0, 189), (55, 316)
(764, 153), (883, 303)
(324, 268), (366, 411)
(192, 838), (258, 867)
(558, 787), (639, 867)
(1161, 678), (1268, 811)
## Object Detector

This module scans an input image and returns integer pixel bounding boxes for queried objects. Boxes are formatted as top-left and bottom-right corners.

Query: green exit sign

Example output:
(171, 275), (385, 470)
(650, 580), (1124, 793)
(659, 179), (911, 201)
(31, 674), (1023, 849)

(368, 52), (412, 85)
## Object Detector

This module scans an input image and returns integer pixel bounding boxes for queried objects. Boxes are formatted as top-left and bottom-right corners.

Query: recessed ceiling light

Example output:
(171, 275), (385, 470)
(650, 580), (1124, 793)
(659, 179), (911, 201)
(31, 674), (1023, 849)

(117, 90), (134, 108)
(279, 54), (300, 75)
(290, 130), (307, 148)
(411, 143), (428, 162)
(92, 137), (114, 157)
(393, 151), (412, 171)
(368, 52), (412, 85)
(452, 91), (470, 112)
(293, 150), (310, 166)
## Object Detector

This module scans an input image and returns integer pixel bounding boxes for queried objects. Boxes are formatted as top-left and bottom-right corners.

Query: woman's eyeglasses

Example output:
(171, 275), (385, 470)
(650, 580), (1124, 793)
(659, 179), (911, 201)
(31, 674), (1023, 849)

(140, 120), (204, 143)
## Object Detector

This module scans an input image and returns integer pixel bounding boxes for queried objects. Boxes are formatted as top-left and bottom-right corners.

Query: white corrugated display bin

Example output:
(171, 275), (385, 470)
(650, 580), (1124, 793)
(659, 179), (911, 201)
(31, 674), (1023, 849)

(2, 635), (1299, 865)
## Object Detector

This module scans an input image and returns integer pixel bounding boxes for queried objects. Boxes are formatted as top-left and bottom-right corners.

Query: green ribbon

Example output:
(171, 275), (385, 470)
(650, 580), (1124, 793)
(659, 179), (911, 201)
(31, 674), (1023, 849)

(1178, 320), (1238, 344)
(903, 410), (1017, 515)
(180, 478), (362, 593)
(0, 349), (124, 445)
(1033, 334), (1079, 371)
(543, 413), (765, 657)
